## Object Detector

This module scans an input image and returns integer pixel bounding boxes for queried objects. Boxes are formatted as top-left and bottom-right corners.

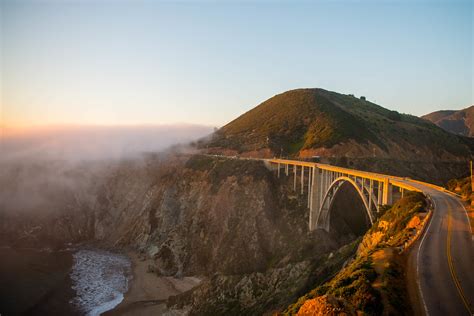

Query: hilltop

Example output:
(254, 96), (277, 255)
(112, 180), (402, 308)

(422, 106), (474, 137)
(205, 89), (472, 161)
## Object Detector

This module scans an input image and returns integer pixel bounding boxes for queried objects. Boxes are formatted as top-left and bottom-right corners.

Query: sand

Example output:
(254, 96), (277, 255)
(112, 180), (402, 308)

(105, 252), (201, 316)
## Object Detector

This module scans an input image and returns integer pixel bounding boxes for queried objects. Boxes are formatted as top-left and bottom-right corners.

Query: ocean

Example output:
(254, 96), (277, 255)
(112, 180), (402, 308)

(0, 247), (131, 316)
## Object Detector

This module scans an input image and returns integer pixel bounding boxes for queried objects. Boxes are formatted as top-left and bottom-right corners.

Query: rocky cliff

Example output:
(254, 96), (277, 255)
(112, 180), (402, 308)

(0, 154), (366, 314)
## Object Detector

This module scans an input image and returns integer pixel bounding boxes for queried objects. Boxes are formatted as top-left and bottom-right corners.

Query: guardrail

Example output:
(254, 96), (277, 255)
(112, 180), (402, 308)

(203, 154), (456, 196)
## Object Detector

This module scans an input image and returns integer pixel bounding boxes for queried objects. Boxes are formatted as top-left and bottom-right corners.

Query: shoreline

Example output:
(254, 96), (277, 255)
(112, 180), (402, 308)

(105, 251), (201, 316)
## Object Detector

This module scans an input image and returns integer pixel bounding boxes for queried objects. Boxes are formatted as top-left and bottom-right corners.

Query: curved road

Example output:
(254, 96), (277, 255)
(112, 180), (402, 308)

(405, 181), (474, 315)
(210, 155), (474, 314)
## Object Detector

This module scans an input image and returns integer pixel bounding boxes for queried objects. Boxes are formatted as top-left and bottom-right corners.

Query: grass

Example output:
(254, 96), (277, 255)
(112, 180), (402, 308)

(184, 155), (273, 194)
(205, 88), (472, 158)
(207, 89), (378, 155)
(446, 176), (471, 198)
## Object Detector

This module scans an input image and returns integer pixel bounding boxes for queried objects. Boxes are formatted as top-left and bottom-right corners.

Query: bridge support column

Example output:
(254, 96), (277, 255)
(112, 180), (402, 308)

(320, 170), (326, 205)
(369, 179), (374, 212)
(377, 181), (383, 207)
(277, 163), (280, 178)
(293, 165), (297, 191)
(307, 167), (312, 208)
(309, 167), (321, 231)
(285, 164), (289, 176)
(301, 166), (305, 194)
(382, 179), (393, 205)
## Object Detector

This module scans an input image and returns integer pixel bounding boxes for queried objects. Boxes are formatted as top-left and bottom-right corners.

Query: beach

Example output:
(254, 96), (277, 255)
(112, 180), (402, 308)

(106, 252), (201, 316)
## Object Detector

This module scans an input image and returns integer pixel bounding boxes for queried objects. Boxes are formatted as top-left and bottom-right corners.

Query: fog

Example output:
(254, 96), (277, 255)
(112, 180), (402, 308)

(1, 124), (213, 162)
(0, 124), (213, 216)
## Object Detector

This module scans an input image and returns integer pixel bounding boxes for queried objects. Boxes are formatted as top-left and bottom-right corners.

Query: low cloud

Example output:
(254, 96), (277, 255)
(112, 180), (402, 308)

(0, 124), (213, 216)
(1, 124), (213, 162)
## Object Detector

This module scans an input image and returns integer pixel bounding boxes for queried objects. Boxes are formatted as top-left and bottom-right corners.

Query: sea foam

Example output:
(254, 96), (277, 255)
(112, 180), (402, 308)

(70, 249), (131, 316)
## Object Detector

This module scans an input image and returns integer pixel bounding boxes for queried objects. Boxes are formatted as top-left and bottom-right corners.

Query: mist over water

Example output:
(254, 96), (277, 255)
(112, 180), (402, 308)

(1, 124), (213, 162)
(0, 124), (212, 216)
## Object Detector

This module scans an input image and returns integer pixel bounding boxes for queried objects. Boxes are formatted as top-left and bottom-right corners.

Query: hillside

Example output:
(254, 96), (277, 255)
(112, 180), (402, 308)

(0, 155), (363, 314)
(205, 89), (473, 161)
(283, 192), (429, 315)
(422, 106), (474, 137)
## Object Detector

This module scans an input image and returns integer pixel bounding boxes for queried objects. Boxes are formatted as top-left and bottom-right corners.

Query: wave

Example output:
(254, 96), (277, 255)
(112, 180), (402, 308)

(69, 249), (131, 316)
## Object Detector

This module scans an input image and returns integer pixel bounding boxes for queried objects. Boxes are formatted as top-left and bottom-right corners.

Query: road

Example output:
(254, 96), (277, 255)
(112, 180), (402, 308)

(404, 181), (474, 315)
(207, 155), (474, 314)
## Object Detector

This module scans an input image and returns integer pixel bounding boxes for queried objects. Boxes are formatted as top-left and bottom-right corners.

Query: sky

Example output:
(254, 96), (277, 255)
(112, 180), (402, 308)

(1, 0), (473, 130)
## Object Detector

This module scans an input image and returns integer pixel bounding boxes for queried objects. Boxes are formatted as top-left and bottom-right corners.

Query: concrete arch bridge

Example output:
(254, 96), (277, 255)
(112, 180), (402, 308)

(248, 156), (473, 315)
(264, 159), (427, 231)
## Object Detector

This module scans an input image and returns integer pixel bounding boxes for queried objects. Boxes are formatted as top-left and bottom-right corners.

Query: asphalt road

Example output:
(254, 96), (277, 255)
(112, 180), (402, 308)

(213, 155), (474, 314)
(405, 181), (474, 316)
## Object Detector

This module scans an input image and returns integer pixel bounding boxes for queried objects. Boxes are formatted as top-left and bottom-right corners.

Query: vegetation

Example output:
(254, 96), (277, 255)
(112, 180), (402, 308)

(282, 192), (427, 315)
(184, 155), (273, 193)
(204, 88), (473, 158)
(446, 176), (471, 199)
(207, 89), (378, 155)
(446, 177), (474, 233)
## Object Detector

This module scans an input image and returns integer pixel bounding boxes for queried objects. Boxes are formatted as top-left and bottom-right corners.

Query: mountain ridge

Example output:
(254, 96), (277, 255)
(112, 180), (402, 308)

(205, 88), (472, 161)
(422, 105), (474, 137)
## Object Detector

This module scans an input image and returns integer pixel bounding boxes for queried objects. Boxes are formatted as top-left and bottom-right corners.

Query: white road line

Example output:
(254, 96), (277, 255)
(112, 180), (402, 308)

(416, 194), (437, 316)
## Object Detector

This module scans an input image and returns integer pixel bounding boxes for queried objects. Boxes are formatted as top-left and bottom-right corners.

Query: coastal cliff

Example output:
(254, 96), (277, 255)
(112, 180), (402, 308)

(0, 154), (363, 314)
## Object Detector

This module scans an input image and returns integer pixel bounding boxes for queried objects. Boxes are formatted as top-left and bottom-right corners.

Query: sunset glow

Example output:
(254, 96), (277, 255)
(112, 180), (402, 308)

(1, 0), (472, 130)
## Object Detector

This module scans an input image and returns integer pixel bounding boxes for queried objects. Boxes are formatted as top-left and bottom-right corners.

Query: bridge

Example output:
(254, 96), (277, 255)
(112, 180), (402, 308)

(205, 154), (473, 314)
(260, 157), (473, 315)
(264, 158), (426, 231)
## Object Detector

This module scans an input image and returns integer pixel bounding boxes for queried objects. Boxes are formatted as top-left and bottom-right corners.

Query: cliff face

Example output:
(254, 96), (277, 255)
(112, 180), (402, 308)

(1, 154), (362, 314)
(92, 155), (363, 314)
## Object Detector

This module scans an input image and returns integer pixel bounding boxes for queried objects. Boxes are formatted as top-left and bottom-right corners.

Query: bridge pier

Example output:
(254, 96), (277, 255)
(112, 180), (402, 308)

(309, 167), (321, 231)
(382, 179), (393, 205)
(293, 165), (297, 191)
(301, 166), (304, 194)
(377, 182), (383, 207)
(307, 167), (312, 208)
(269, 159), (417, 232)
(369, 179), (374, 211)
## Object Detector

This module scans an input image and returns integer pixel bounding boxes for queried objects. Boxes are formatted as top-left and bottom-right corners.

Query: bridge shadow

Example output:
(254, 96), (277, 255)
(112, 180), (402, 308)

(329, 182), (371, 238)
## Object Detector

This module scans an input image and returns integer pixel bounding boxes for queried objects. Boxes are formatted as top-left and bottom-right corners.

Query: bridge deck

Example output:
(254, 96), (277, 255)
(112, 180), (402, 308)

(267, 158), (424, 193)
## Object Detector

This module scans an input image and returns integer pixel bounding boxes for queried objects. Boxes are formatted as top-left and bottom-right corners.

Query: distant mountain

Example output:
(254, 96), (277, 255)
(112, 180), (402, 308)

(205, 88), (472, 161)
(422, 106), (474, 137)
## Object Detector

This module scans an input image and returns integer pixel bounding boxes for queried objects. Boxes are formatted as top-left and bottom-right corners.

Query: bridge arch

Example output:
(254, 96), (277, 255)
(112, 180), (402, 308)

(316, 176), (377, 231)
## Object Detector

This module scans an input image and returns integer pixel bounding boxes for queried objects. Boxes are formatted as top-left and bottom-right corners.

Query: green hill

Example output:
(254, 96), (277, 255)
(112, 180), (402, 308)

(205, 88), (473, 161)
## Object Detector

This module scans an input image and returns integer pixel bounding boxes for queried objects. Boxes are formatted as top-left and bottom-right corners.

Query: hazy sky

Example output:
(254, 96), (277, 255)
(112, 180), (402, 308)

(1, 0), (472, 128)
